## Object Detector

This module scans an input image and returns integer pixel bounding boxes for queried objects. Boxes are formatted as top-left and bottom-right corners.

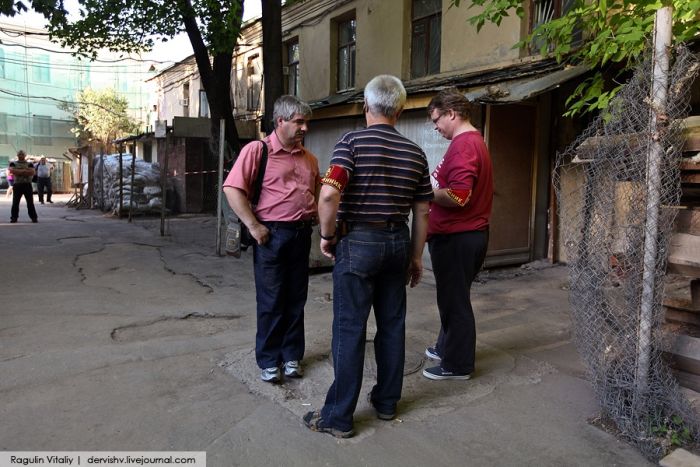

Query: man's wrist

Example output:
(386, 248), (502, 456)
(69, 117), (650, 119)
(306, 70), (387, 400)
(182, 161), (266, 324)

(319, 230), (336, 240)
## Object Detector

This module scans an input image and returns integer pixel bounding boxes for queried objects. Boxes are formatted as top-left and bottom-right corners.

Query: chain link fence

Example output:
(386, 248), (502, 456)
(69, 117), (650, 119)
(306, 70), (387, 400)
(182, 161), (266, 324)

(554, 44), (700, 458)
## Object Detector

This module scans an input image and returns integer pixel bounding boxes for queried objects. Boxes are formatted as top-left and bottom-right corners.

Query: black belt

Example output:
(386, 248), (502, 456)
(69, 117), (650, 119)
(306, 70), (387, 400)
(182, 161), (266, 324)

(347, 220), (406, 231)
(263, 220), (313, 230)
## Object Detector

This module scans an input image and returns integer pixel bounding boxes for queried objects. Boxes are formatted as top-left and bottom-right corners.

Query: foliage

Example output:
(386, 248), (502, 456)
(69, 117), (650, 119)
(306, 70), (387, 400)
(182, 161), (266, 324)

(451, 0), (700, 116)
(0, 0), (242, 58)
(60, 87), (140, 149)
(650, 414), (693, 450)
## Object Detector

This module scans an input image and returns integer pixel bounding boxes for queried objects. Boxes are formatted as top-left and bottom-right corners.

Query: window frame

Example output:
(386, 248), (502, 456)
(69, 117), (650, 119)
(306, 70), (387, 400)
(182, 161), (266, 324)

(285, 39), (300, 97)
(31, 54), (51, 83)
(410, 0), (442, 79)
(33, 115), (52, 146)
(336, 18), (356, 92)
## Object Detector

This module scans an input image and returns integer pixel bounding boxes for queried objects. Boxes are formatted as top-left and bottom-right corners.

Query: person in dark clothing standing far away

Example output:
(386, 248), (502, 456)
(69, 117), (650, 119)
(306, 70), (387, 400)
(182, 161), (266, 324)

(35, 156), (54, 204)
(223, 95), (320, 384)
(8, 150), (38, 224)
(422, 87), (494, 381)
(303, 74), (433, 438)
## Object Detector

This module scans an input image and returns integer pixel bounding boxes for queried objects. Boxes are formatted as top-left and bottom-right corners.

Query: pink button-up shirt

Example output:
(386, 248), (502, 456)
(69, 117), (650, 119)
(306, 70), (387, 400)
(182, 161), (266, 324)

(224, 131), (319, 221)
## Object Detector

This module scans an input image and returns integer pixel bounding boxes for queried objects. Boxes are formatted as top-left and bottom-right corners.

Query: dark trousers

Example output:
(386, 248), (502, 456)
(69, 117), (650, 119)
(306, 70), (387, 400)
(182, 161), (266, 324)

(37, 177), (52, 202)
(11, 183), (37, 221)
(320, 226), (410, 432)
(253, 224), (312, 369)
(429, 230), (489, 374)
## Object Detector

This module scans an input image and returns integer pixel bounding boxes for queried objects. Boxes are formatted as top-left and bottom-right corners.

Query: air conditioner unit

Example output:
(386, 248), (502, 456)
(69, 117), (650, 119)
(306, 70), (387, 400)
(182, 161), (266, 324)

(179, 98), (190, 107)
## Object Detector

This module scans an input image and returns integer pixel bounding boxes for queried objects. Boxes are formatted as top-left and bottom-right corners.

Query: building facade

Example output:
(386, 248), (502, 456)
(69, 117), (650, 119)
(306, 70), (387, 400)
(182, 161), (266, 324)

(149, 0), (587, 264)
(0, 22), (154, 172)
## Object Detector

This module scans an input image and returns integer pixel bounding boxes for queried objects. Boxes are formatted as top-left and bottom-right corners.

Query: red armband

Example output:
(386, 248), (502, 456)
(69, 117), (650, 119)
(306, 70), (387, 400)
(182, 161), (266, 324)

(447, 188), (472, 207)
(321, 165), (349, 192)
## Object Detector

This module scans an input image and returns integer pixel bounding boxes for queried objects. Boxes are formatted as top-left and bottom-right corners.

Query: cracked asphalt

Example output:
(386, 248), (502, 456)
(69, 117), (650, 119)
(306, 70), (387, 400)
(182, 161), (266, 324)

(0, 194), (651, 466)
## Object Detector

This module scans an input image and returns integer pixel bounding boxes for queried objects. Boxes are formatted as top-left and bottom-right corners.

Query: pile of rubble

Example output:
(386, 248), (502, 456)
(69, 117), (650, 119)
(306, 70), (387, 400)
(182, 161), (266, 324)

(93, 154), (165, 215)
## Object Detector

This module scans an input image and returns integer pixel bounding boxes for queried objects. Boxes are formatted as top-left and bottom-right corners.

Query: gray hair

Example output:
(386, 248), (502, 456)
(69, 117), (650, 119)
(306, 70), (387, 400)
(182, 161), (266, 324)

(273, 95), (312, 127)
(364, 75), (406, 118)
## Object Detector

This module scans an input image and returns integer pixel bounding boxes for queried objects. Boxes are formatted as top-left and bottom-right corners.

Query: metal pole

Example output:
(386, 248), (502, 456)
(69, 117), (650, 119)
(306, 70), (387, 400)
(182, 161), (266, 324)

(216, 119), (226, 256)
(636, 6), (673, 399)
(129, 146), (136, 223)
(160, 134), (168, 237)
(118, 148), (123, 216)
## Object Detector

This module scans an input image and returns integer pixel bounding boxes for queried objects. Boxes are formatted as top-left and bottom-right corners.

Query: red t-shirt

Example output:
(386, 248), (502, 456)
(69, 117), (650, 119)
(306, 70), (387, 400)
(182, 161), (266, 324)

(428, 131), (493, 236)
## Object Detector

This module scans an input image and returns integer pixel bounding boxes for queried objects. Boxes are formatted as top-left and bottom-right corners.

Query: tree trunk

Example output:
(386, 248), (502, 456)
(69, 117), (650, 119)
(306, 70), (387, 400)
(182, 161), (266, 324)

(261, 0), (284, 135)
(178, 0), (242, 159)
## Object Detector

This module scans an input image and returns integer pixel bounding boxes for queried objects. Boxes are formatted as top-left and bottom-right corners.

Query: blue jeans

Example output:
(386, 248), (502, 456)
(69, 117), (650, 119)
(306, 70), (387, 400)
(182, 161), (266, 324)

(253, 223), (312, 369)
(320, 225), (410, 432)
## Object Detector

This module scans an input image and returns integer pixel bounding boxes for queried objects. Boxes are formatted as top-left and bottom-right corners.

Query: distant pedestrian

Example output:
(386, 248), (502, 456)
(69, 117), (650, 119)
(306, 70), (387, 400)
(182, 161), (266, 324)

(422, 87), (494, 381)
(5, 167), (14, 199)
(303, 75), (432, 438)
(35, 156), (54, 204)
(223, 95), (320, 384)
(9, 150), (38, 223)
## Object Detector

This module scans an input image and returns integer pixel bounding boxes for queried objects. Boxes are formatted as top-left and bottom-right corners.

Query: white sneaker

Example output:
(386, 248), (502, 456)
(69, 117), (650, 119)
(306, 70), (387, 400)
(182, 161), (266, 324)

(284, 360), (303, 378)
(261, 367), (281, 383)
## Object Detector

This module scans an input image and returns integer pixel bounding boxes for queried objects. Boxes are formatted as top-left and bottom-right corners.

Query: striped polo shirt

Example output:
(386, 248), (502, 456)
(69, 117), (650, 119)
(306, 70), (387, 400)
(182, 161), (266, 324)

(330, 124), (433, 222)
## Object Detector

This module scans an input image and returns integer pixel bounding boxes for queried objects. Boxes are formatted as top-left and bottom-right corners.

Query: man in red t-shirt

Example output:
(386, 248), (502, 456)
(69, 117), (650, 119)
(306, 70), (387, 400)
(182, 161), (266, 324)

(422, 88), (493, 381)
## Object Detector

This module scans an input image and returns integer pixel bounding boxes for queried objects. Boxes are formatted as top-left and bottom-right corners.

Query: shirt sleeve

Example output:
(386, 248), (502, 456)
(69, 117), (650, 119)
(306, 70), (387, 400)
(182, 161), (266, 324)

(223, 141), (264, 197)
(329, 132), (355, 175)
(446, 141), (479, 192)
(414, 153), (435, 202)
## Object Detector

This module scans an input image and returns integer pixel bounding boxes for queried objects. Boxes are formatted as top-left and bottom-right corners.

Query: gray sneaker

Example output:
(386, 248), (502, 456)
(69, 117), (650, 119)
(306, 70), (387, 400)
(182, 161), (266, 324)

(261, 367), (281, 383)
(284, 360), (303, 378)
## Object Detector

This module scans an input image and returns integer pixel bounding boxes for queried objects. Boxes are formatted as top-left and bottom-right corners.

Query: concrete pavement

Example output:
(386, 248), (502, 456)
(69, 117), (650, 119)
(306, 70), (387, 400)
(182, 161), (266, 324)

(0, 194), (651, 466)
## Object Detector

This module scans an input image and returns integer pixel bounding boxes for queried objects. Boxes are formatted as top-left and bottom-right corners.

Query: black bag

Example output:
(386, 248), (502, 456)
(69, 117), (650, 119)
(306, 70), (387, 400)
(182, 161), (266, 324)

(32, 164), (38, 183)
(225, 142), (268, 256)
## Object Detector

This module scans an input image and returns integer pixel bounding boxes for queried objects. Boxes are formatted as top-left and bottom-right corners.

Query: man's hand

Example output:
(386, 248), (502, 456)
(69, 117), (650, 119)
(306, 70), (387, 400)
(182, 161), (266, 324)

(249, 223), (270, 245)
(406, 257), (423, 288)
(320, 238), (337, 260)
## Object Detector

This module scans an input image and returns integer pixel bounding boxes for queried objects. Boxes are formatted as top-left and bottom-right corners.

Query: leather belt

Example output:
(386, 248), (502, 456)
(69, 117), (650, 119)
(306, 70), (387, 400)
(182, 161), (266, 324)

(347, 221), (406, 231)
(263, 220), (313, 230)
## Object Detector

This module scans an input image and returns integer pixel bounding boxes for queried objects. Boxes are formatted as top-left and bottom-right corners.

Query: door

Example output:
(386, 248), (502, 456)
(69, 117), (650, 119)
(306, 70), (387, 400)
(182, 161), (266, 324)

(485, 104), (537, 266)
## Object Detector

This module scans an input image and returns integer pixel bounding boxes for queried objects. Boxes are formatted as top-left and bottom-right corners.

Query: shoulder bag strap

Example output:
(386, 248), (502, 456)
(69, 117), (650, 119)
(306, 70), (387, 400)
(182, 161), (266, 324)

(250, 141), (268, 207)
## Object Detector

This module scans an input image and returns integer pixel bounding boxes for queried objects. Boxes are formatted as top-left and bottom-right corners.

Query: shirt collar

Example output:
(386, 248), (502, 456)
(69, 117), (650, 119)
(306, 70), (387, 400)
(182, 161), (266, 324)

(268, 130), (304, 156)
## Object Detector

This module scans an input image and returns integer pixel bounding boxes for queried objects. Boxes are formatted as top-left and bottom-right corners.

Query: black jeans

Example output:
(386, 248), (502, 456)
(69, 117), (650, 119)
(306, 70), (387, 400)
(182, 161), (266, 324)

(37, 177), (52, 202)
(428, 230), (489, 374)
(11, 183), (38, 221)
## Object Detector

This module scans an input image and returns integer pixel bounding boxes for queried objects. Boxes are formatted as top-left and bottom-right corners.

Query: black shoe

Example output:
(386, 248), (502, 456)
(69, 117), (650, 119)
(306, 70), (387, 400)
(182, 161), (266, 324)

(367, 392), (395, 421)
(303, 411), (354, 438)
(48, 200), (53, 203)
(10, 219), (17, 223)
(422, 366), (471, 381)
(31, 218), (38, 223)
(40, 201), (44, 204)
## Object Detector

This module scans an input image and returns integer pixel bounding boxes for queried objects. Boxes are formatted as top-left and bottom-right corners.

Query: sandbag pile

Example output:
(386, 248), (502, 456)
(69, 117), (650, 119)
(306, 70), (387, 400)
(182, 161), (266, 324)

(93, 154), (165, 215)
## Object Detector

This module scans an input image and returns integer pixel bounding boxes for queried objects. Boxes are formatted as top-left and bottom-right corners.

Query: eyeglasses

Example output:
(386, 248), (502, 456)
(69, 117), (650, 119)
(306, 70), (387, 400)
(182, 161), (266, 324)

(431, 112), (446, 125)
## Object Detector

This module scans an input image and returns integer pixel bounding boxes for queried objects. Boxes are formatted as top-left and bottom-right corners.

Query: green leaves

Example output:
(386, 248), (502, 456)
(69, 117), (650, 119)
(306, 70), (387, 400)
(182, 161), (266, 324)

(68, 87), (141, 146)
(456, 0), (700, 116)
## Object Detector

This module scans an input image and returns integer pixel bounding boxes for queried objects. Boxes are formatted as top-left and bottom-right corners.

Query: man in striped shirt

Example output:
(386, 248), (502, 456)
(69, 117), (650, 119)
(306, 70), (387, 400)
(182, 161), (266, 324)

(303, 75), (433, 438)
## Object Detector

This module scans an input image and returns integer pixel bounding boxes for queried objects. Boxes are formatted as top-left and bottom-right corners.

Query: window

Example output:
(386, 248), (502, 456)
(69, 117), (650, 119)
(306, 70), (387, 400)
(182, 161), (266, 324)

(33, 115), (52, 146)
(0, 49), (4, 79)
(285, 40), (300, 97)
(411, 0), (441, 79)
(0, 113), (7, 144)
(247, 55), (262, 111)
(32, 55), (51, 83)
(181, 82), (190, 117)
(199, 90), (210, 118)
(337, 19), (356, 91)
(529, 0), (579, 53)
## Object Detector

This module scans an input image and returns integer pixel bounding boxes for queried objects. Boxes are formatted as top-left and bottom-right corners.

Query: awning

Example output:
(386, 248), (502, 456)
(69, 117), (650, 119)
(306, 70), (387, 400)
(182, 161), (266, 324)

(463, 65), (589, 104)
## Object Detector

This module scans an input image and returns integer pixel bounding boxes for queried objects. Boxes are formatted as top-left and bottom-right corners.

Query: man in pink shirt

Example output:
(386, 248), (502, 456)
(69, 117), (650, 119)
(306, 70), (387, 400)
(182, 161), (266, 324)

(223, 95), (320, 383)
(423, 88), (493, 381)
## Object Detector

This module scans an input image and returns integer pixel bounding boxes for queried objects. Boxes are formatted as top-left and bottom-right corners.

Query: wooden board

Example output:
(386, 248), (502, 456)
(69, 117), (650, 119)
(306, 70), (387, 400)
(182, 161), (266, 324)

(668, 232), (700, 276)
